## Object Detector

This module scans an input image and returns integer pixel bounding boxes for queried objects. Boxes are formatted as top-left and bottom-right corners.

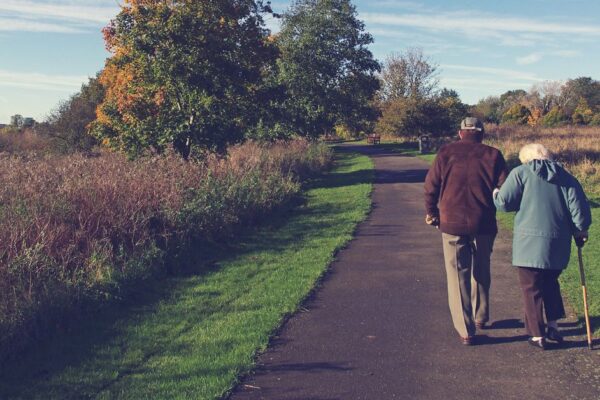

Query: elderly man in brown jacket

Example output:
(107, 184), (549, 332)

(424, 117), (508, 345)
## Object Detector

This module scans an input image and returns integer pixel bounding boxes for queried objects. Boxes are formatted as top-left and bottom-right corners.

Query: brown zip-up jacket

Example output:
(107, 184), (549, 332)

(424, 132), (508, 235)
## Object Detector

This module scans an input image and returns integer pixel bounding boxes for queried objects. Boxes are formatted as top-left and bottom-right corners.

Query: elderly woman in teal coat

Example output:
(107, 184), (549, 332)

(493, 143), (592, 350)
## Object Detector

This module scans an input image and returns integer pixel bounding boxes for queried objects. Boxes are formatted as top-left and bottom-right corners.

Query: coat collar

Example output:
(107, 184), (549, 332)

(459, 130), (483, 143)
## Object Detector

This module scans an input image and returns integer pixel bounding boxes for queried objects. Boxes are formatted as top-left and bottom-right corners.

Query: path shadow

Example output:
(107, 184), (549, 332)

(376, 168), (427, 184)
(260, 362), (352, 374)
(488, 319), (524, 329)
(556, 315), (600, 342)
(476, 334), (529, 345)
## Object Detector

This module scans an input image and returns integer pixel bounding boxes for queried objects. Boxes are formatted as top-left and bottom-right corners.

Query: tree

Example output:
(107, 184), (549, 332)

(375, 97), (427, 137)
(42, 76), (104, 152)
(502, 103), (530, 125)
(436, 88), (468, 134)
(527, 108), (542, 127)
(22, 118), (36, 128)
(540, 106), (565, 127)
(379, 48), (439, 102)
(275, 0), (380, 138)
(572, 98), (594, 125)
(562, 77), (600, 116)
(376, 51), (464, 138)
(590, 113), (600, 126)
(10, 114), (24, 128)
(498, 89), (527, 117)
(472, 96), (501, 124)
(92, 0), (277, 157)
(529, 80), (564, 113)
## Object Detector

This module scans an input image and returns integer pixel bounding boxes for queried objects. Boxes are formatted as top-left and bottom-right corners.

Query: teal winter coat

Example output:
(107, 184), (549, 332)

(493, 160), (592, 269)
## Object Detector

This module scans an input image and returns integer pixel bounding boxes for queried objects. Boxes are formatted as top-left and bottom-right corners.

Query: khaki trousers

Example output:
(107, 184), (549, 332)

(441, 233), (495, 337)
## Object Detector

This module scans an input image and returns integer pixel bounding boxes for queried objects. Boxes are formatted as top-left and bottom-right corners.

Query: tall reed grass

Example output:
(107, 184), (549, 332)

(485, 124), (600, 198)
(0, 139), (331, 360)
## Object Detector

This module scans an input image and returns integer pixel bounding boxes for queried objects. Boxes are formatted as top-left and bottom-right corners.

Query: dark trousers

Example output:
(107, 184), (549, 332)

(517, 267), (566, 337)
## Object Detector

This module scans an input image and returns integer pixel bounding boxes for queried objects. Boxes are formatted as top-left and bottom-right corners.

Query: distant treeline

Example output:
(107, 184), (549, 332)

(472, 77), (600, 127)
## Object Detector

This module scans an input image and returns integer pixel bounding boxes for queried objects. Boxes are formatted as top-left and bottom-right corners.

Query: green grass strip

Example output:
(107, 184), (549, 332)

(0, 150), (374, 399)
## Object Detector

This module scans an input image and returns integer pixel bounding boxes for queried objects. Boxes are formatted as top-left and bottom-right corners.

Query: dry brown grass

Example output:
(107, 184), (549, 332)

(0, 139), (331, 359)
(0, 128), (54, 154)
(485, 124), (600, 198)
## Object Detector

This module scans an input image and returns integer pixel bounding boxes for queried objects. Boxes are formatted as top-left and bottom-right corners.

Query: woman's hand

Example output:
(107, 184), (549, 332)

(574, 231), (589, 248)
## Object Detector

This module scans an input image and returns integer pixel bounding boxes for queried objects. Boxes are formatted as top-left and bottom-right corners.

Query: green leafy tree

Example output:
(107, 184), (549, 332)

(376, 52), (465, 138)
(590, 113), (600, 126)
(375, 95), (460, 138)
(562, 77), (600, 115)
(501, 103), (531, 125)
(498, 89), (527, 116)
(93, 0), (277, 158)
(375, 97), (425, 137)
(41, 76), (104, 152)
(572, 97), (594, 125)
(275, 0), (380, 138)
(540, 106), (566, 127)
(472, 96), (502, 124)
(436, 88), (468, 133)
(10, 114), (24, 129)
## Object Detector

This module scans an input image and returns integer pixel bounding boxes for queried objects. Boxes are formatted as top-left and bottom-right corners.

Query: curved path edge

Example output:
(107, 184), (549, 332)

(230, 144), (600, 400)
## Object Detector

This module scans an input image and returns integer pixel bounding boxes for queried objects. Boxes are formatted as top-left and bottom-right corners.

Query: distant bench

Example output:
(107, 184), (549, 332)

(366, 134), (381, 144)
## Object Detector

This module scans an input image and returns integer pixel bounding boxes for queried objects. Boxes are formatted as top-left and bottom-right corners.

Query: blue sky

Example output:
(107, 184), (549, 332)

(1, 0), (599, 124)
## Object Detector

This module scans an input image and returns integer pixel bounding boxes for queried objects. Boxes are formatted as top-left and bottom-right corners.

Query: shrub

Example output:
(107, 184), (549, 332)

(590, 113), (600, 126)
(0, 139), (331, 360)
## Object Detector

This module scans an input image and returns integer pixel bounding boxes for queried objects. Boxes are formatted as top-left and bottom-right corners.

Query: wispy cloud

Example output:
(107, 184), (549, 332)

(440, 77), (534, 91)
(516, 49), (581, 65)
(0, 17), (82, 33)
(361, 11), (600, 49)
(361, 0), (425, 10)
(362, 12), (600, 36)
(0, 1), (117, 24)
(0, 0), (119, 33)
(439, 64), (548, 101)
(0, 69), (88, 92)
(516, 52), (543, 65)
(441, 64), (545, 83)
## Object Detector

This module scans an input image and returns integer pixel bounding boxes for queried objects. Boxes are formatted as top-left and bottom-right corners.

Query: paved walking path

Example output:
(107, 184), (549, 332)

(231, 145), (600, 400)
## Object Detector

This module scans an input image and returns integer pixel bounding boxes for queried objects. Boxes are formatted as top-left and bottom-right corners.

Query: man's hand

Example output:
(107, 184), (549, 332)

(574, 231), (589, 248)
(425, 214), (440, 228)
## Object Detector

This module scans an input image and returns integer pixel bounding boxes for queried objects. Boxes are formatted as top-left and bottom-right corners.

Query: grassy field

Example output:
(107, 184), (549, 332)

(0, 150), (374, 399)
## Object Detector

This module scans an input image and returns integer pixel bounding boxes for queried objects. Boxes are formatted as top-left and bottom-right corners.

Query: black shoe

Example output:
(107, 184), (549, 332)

(528, 337), (546, 350)
(546, 327), (564, 344)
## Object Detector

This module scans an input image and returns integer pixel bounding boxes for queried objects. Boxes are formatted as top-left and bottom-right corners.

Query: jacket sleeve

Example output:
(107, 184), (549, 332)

(566, 178), (592, 232)
(493, 168), (523, 212)
(424, 153), (442, 217)
(495, 152), (509, 188)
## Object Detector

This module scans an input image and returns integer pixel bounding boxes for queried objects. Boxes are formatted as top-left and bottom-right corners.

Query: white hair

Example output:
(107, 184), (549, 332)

(519, 143), (552, 164)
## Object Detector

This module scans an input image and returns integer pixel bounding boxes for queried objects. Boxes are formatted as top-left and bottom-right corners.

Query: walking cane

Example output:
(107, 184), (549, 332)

(577, 243), (593, 350)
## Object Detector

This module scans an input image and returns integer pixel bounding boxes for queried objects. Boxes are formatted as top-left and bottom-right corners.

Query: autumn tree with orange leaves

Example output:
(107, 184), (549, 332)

(92, 0), (277, 158)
